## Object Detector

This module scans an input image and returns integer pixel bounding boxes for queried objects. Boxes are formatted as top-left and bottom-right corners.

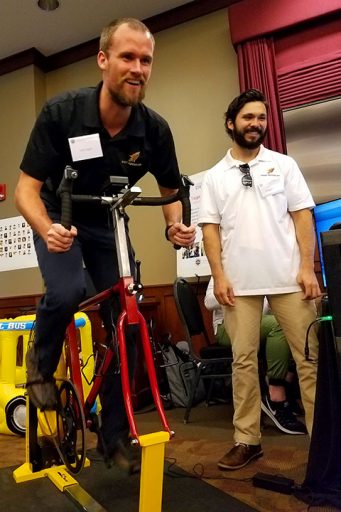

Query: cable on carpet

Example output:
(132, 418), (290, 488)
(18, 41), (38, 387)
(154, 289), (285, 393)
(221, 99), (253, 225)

(165, 457), (252, 483)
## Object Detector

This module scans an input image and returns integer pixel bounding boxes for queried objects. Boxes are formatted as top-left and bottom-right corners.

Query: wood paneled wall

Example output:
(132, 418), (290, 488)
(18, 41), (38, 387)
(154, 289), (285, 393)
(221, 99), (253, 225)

(0, 281), (214, 344)
(0, 252), (323, 341)
(0, 282), (213, 410)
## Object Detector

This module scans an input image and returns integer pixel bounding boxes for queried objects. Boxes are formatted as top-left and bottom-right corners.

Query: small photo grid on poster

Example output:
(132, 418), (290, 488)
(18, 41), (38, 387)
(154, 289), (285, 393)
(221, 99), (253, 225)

(0, 216), (38, 271)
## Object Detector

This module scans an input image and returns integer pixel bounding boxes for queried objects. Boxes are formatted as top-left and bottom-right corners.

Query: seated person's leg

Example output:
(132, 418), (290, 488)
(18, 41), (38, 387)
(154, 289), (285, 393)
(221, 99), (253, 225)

(268, 292), (318, 437)
(262, 314), (290, 399)
(285, 360), (304, 415)
(260, 315), (307, 435)
(216, 323), (232, 347)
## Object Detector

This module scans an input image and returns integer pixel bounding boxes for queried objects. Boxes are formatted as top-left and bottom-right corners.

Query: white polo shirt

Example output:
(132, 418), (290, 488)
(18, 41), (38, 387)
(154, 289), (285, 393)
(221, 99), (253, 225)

(198, 146), (315, 295)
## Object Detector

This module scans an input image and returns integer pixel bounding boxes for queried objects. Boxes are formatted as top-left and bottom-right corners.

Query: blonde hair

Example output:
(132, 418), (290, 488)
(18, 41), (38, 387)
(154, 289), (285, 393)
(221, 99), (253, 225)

(99, 18), (154, 54)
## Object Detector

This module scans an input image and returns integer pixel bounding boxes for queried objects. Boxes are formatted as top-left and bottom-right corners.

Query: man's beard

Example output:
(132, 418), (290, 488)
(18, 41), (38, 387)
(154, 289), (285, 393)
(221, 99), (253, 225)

(233, 126), (267, 149)
(109, 83), (146, 107)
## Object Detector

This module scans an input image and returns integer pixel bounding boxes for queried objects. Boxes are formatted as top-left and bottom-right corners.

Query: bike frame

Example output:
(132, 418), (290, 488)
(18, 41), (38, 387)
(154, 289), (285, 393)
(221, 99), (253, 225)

(59, 167), (191, 444)
(65, 277), (171, 442)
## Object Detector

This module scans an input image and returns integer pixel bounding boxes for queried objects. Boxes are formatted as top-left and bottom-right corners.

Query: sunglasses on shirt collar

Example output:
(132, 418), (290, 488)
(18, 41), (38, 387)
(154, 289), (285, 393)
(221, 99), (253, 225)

(239, 163), (252, 187)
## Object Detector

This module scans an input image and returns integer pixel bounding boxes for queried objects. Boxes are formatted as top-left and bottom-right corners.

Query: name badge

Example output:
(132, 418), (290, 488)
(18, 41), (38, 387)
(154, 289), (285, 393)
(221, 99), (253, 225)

(68, 133), (103, 162)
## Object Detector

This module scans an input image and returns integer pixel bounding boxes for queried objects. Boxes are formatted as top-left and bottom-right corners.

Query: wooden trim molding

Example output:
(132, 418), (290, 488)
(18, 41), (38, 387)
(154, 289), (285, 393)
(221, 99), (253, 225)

(0, 48), (47, 76)
(0, 282), (213, 410)
(0, 281), (213, 342)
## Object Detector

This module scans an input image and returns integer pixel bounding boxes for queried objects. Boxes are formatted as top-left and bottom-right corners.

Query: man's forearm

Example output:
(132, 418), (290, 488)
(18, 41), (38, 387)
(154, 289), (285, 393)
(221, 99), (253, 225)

(162, 201), (182, 226)
(290, 209), (316, 269)
(202, 223), (224, 278)
(14, 173), (52, 242)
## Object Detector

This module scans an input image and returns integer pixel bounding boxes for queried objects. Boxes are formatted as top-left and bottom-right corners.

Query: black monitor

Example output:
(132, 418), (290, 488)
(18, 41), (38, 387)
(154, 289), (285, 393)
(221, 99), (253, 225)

(313, 198), (341, 287)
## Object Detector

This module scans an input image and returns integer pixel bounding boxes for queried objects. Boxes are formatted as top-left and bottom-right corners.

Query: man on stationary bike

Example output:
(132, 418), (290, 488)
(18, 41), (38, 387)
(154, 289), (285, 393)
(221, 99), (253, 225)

(14, 18), (195, 473)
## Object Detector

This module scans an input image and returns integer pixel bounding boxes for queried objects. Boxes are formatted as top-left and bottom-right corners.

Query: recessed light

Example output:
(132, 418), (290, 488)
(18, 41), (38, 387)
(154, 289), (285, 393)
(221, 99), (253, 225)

(37, 0), (60, 11)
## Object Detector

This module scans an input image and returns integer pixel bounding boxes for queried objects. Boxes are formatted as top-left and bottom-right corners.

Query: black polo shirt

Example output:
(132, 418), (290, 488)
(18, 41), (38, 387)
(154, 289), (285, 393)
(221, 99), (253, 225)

(21, 82), (181, 225)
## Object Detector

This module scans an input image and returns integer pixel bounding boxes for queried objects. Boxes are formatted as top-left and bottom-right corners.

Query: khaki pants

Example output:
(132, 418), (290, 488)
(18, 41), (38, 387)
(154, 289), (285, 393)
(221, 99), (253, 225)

(216, 315), (292, 380)
(223, 292), (318, 444)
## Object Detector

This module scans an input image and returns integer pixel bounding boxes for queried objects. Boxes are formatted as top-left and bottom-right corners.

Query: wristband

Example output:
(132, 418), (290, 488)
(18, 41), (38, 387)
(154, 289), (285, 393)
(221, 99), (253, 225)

(165, 224), (173, 241)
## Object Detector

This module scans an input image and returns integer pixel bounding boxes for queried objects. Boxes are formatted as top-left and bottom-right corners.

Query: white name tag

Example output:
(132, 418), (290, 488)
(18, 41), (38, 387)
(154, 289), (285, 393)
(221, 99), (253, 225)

(68, 133), (103, 162)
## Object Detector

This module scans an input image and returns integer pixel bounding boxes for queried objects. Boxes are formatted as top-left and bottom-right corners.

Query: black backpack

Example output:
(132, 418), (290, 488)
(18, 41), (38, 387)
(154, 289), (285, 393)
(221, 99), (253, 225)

(161, 341), (206, 408)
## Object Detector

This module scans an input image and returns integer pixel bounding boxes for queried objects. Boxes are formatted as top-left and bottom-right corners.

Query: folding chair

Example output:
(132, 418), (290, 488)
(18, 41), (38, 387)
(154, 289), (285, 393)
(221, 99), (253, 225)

(173, 277), (233, 423)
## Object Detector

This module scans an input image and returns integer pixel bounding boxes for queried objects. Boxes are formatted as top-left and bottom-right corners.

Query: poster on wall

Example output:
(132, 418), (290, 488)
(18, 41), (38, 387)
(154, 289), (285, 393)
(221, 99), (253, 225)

(176, 171), (211, 278)
(0, 216), (38, 272)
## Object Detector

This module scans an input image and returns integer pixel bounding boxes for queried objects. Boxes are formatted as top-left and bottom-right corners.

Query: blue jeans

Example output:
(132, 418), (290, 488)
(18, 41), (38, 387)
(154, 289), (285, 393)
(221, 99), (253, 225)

(33, 218), (137, 447)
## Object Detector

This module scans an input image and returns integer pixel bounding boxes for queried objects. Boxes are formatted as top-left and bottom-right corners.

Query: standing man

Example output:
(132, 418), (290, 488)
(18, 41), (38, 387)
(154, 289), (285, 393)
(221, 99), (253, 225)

(14, 18), (195, 471)
(198, 89), (320, 470)
(204, 278), (307, 435)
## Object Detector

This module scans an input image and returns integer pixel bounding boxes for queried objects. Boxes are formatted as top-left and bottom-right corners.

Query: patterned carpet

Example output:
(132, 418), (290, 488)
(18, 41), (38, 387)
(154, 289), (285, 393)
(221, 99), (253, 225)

(0, 402), (339, 511)
(139, 403), (339, 512)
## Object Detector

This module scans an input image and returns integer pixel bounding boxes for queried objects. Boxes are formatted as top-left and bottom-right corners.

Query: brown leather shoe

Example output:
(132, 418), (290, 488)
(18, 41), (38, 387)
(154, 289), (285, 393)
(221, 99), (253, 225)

(218, 443), (263, 470)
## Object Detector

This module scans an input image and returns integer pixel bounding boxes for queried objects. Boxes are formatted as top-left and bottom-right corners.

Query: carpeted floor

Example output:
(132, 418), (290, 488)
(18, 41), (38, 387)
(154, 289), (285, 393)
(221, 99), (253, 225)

(138, 403), (340, 512)
(0, 402), (339, 512)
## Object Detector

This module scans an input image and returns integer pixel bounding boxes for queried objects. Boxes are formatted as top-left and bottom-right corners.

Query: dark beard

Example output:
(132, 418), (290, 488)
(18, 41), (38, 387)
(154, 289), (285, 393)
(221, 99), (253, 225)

(233, 127), (267, 150)
(109, 87), (146, 107)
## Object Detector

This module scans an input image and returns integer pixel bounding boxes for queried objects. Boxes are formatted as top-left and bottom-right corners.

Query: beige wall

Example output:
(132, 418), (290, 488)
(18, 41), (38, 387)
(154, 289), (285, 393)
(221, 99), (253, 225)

(0, 66), (45, 297)
(0, 9), (238, 297)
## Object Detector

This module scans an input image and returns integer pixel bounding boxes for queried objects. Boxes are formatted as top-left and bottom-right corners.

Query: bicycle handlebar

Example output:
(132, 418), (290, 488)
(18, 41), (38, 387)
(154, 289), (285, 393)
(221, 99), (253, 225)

(57, 166), (192, 248)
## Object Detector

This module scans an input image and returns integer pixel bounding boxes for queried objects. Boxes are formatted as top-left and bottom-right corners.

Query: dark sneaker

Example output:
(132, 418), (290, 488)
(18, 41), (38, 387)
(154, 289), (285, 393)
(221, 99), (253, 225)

(261, 395), (307, 435)
(289, 399), (304, 417)
(97, 438), (141, 475)
(26, 347), (58, 411)
(218, 443), (263, 470)
(285, 380), (304, 416)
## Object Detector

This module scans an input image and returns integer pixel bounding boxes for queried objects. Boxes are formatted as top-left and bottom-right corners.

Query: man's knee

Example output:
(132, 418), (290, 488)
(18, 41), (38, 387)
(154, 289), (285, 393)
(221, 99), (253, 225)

(47, 285), (86, 313)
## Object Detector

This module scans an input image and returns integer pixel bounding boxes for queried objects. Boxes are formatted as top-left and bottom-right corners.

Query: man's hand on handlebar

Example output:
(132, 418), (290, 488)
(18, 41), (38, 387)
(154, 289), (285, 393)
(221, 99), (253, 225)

(46, 223), (78, 253)
(167, 222), (196, 248)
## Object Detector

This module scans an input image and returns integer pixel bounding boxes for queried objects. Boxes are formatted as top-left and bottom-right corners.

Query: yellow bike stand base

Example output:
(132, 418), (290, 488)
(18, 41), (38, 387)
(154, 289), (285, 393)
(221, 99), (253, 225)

(14, 396), (171, 512)
(14, 431), (170, 512)
(13, 397), (104, 511)
(14, 462), (106, 512)
(13, 458), (90, 485)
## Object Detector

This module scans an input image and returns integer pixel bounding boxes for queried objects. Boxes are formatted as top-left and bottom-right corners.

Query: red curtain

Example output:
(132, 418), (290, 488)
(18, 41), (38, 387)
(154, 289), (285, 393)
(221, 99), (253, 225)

(237, 37), (287, 153)
(275, 18), (341, 109)
(228, 0), (341, 47)
(278, 55), (341, 110)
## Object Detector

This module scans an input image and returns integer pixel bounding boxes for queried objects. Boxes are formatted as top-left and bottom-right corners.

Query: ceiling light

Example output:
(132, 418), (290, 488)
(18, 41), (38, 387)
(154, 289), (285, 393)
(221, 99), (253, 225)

(37, 0), (60, 11)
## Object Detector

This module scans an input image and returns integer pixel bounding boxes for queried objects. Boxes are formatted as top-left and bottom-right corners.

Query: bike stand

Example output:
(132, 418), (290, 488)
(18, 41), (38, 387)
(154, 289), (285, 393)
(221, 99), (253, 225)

(13, 398), (105, 512)
(13, 399), (171, 512)
(15, 464), (106, 512)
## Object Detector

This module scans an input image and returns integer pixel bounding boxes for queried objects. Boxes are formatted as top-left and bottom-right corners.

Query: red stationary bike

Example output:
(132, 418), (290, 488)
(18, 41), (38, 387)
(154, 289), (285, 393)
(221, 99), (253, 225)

(28, 166), (192, 475)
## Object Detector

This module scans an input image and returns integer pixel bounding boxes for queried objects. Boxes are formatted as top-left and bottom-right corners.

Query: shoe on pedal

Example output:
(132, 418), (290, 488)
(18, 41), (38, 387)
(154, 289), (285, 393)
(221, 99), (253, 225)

(261, 395), (307, 435)
(218, 443), (263, 470)
(97, 437), (141, 475)
(26, 347), (58, 411)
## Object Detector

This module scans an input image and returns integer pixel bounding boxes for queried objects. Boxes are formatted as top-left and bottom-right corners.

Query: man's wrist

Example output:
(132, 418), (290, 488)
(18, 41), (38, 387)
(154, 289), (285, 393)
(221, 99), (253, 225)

(165, 224), (174, 241)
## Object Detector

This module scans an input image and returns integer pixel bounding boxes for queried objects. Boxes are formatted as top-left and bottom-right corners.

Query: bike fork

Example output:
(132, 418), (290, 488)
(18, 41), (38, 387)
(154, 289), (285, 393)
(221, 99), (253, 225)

(117, 309), (173, 442)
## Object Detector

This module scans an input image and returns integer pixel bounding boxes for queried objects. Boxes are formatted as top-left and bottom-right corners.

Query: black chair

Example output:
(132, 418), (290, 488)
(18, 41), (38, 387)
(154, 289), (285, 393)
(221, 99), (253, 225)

(173, 277), (233, 423)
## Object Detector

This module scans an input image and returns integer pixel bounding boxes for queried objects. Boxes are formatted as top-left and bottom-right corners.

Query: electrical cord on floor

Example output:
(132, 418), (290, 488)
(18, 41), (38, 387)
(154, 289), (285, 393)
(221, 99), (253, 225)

(304, 315), (333, 360)
(88, 450), (254, 484)
(165, 457), (252, 483)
